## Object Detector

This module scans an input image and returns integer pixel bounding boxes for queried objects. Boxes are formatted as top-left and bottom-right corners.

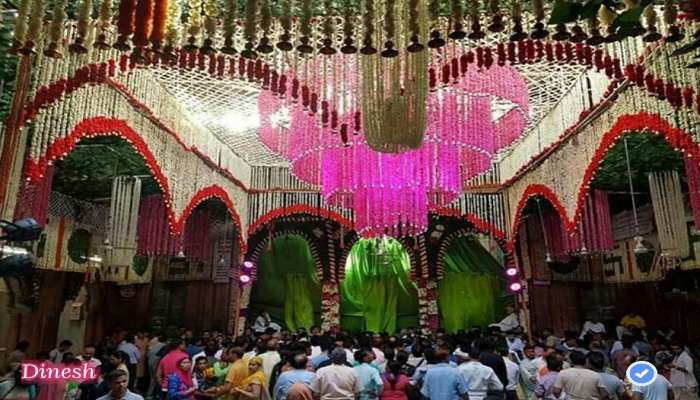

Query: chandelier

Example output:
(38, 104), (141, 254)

(259, 57), (528, 237)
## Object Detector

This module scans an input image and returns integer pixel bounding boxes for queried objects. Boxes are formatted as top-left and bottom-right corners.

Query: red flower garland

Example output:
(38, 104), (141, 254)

(509, 112), (700, 248)
(247, 204), (354, 236)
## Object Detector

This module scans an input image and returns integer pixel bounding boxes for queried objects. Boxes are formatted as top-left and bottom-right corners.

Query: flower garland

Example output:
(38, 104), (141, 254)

(321, 281), (340, 331)
(247, 204), (354, 236)
(14, 166), (54, 226)
(685, 155), (700, 229)
(107, 176), (142, 268)
(649, 171), (690, 259)
(417, 279), (438, 333)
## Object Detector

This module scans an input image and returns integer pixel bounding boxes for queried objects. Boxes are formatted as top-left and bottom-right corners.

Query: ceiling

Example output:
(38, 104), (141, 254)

(150, 60), (587, 167)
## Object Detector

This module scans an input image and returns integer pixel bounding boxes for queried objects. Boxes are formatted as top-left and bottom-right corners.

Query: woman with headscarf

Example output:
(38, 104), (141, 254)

(168, 355), (196, 400)
(234, 356), (270, 400)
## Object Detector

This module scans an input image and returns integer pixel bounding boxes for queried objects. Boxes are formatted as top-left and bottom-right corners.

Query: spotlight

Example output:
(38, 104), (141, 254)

(242, 261), (254, 270)
(545, 252), (553, 263)
(174, 250), (186, 260)
(509, 282), (523, 292)
(1, 218), (43, 242)
(0, 246), (34, 278)
(239, 274), (251, 285)
(506, 267), (518, 277)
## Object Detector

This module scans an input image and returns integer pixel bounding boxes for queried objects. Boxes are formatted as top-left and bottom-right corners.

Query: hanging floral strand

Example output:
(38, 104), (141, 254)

(221, 0), (238, 53)
(44, 0), (68, 58)
(149, 0), (169, 52)
(242, 0), (259, 57)
(162, 0), (181, 59)
(381, 0), (398, 57)
(407, 0), (423, 51)
(487, 0), (504, 32)
(530, 0), (548, 39)
(10, 0), (30, 52)
(184, 0), (203, 51)
(599, 4), (619, 42)
(277, 0), (293, 51)
(202, 0), (218, 53)
(427, 0), (444, 47)
(360, 0), (377, 54)
(509, 0), (526, 41)
(642, 5), (662, 42)
(94, 0), (113, 49)
(114, 0), (137, 50)
(70, 0), (93, 53)
(21, 0), (44, 55)
(320, 0), (337, 54)
(467, 0), (484, 40)
(586, 6), (604, 45)
(340, 0), (357, 53)
(448, 0), (466, 39)
(132, 0), (155, 62)
(257, 0), (274, 54)
(552, 0), (571, 40)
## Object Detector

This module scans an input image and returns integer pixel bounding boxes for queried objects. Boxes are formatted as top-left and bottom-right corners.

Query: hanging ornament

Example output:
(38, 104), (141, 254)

(624, 0), (646, 37)
(162, 0), (181, 60)
(222, 0), (238, 53)
(132, 0), (155, 62)
(297, 0), (313, 53)
(257, 0), (274, 54)
(340, 0), (357, 53)
(530, 0), (549, 39)
(599, 5), (619, 42)
(663, 0), (684, 42)
(361, 0), (377, 54)
(94, 0), (113, 49)
(70, 0), (93, 54)
(642, 5), (662, 42)
(552, 0), (571, 41)
(407, 0), (423, 52)
(320, 0), (337, 54)
(10, 0), (31, 53)
(184, 0), (203, 52)
(381, 0), (399, 57)
(114, 0), (137, 50)
(277, 0), (293, 51)
(201, 0), (219, 53)
(649, 171), (690, 259)
(361, 0), (430, 153)
(44, 0), (68, 58)
(427, 0), (444, 47)
(448, 0), (466, 40)
(21, 0), (45, 55)
(509, 0), (527, 41)
(586, 12), (605, 46)
(487, 0), (504, 32)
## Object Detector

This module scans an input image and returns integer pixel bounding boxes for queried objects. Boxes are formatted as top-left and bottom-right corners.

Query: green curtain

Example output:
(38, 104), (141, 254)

(438, 235), (507, 332)
(341, 238), (418, 333)
(250, 235), (321, 330)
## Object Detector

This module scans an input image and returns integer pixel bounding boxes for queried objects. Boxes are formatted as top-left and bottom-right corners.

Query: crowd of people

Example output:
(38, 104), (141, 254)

(1, 311), (699, 400)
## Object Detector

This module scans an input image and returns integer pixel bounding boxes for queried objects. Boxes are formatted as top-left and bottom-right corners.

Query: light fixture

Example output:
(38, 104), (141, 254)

(0, 218), (42, 242)
(218, 256), (227, 266)
(242, 261), (254, 270)
(624, 137), (648, 255)
(578, 243), (590, 256)
(239, 274), (252, 285)
(88, 255), (103, 264)
(509, 282), (523, 292)
(506, 267), (518, 277)
(101, 238), (113, 251)
(545, 252), (553, 264)
(536, 198), (554, 263)
(633, 235), (648, 254)
(174, 250), (186, 260)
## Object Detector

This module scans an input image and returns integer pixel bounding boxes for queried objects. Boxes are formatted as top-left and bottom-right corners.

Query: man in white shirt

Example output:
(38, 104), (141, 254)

(519, 345), (543, 399)
(310, 348), (362, 400)
(49, 340), (73, 363)
(670, 341), (699, 400)
(580, 317), (607, 339)
(499, 348), (520, 400)
(455, 348), (503, 400)
(490, 306), (520, 333)
(260, 339), (282, 380)
(552, 351), (608, 400)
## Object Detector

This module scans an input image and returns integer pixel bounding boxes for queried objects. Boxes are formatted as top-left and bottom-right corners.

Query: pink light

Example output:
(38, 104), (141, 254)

(506, 267), (518, 277)
(242, 261), (254, 270)
(239, 274), (251, 284)
(509, 282), (522, 292)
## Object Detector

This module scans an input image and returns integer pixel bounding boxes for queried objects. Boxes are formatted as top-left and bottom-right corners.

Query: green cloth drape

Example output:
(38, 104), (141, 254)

(438, 236), (506, 332)
(341, 238), (418, 333)
(250, 235), (321, 330)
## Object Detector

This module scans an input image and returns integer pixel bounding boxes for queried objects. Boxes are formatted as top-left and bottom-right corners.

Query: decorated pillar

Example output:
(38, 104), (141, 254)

(320, 281), (340, 331)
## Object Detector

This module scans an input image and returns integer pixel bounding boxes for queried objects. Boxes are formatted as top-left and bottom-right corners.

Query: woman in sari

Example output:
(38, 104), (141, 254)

(233, 357), (270, 400)
(168, 355), (196, 400)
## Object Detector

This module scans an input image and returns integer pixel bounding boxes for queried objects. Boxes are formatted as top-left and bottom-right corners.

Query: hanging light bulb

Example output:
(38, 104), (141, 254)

(102, 238), (113, 251)
(175, 249), (186, 259)
(536, 198), (554, 263)
(545, 252), (554, 263)
(579, 243), (590, 256)
(633, 235), (648, 254)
